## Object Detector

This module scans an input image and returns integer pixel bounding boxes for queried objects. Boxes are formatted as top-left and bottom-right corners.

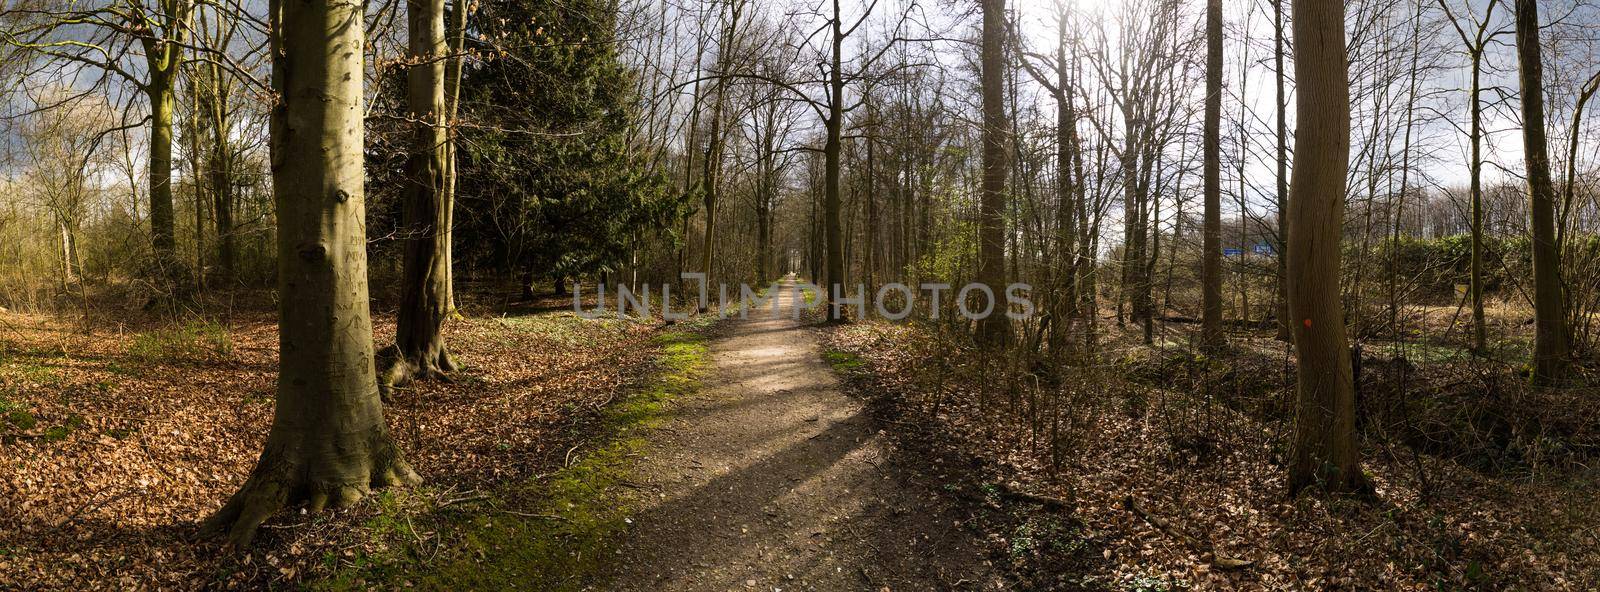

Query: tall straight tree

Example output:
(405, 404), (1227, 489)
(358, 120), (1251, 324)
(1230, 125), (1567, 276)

(1513, 0), (1570, 386)
(141, 0), (189, 277)
(823, 0), (847, 313)
(699, 0), (742, 309)
(1437, 0), (1500, 355)
(1286, 0), (1362, 494)
(205, 0), (419, 547)
(1201, 0), (1224, 350)
(1272, 0), (1290, 342)
(976, 0), (1009, 344)
(384, 0), (457, 392)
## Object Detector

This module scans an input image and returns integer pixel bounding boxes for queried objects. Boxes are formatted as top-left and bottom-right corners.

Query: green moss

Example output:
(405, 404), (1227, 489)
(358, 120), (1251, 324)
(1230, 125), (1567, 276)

(5, 409), (35, 431)
(317, 328), (708, 591)
(42, 424), (70, 441)
(822, 349), (865, 373)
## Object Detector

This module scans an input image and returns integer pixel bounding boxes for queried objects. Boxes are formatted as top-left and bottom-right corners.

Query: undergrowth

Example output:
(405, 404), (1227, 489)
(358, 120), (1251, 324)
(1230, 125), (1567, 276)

(126, 319), (233, 364)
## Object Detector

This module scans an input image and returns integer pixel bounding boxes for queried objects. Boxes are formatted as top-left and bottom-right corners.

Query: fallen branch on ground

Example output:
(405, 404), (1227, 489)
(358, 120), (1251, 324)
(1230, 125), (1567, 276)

(999, 482), (1073, 513)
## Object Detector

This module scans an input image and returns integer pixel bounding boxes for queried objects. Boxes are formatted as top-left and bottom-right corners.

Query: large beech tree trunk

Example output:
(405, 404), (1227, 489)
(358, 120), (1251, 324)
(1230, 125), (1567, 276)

(205, 0), (419, 547)
(1286, 0), (1363, 494)
(384, 0), (457, 393)
(139, 0), (191, 283)
(976, 0), (1009, 345)
(1201, 0), (1224, 350)
(1514, 0), (1571, 386)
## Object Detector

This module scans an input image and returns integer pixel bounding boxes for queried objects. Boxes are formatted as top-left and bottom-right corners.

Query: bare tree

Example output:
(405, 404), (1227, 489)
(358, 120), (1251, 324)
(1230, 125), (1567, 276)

(976, 0), (1009, 344)
(1437, 0), (1505, 355)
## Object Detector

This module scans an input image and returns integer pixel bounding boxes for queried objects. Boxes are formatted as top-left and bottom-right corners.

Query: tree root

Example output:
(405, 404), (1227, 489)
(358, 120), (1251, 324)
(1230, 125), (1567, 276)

(379, 344), (458, 401)
(202, 445), (420, 548)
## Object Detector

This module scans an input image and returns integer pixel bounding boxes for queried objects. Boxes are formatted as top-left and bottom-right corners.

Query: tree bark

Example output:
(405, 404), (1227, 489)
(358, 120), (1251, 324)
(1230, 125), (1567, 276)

(1468, 48), (1488, 354)
(205, 59), (237, 285)
(384, 0), (457, 394)
(147, 66), (179, 274)
(1056, 17), (1079, 349)
(1273, 0), (1290, 342)
(1202, 0), (1224, 350)
(1287, 0), (1363, 495)
(976, 0), (1010, 344)
(823, 0), (846, 319)
(1514, 0), (1571, 386)
(140, 0), (191, 284)
(205, 0), (419, 548)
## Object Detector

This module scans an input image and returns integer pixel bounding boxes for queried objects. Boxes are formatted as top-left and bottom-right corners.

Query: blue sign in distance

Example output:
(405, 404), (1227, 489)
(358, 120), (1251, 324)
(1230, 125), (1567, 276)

(1223, 247), (1244, 257)
(1252, 243), (1274, 255)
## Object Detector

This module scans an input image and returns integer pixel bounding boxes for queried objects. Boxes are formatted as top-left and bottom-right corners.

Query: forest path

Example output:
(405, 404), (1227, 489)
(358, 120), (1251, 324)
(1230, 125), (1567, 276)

(598, 276), (1004, 591)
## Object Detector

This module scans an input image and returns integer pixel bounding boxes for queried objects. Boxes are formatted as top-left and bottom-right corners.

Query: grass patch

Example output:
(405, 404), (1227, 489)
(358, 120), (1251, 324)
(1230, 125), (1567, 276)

(317, 328), (709, 591)
(0, 358), (59, 386)
(127, 319), (233, 364)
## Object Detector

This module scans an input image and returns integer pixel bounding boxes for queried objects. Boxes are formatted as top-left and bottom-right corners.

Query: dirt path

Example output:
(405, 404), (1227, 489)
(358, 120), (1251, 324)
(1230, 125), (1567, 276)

(599, 278), (1004, 591)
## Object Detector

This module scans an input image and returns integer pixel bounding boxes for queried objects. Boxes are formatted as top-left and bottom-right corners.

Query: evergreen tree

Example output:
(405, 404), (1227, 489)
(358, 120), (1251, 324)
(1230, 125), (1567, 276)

(456, 0), (681, 296)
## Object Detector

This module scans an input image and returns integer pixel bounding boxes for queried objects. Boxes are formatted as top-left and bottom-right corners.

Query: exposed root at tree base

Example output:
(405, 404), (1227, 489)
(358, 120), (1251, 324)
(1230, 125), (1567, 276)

(202, 453), (420, 549)
(379, 344), (458, 401)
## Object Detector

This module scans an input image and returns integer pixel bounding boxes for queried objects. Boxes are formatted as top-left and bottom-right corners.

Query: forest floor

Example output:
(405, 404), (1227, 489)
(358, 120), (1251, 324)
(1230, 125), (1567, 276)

(597, 278), (1005, 591)
(0, 290), (688, 590)
(818, 314), (1600, 590)
(7, 283), (1600, 590)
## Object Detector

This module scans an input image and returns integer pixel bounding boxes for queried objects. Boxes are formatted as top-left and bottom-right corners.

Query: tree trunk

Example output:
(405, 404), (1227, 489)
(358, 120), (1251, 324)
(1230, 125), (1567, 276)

(1056, 18), (1079, 348)
(701, 0), (738, 305)
(823, 0), (846, 318)
(865, 100), (878, 291)
(1201, 0), (1224, 350)
(1286, 0), (1363, 495)
(205, 0), (419, 548)
(443, 0), (467, 314)
(1514, 0), (1571, 386)
(1273, 0), (1290, 342)
(976, 0), (1009, 344)
(207, 68), (237, 285)
(1468, 50), (1488, 354)
(187, 77), (206, 293)
(147, 68), (179, 276)
(757, 161), (771, 282)
(59, 217), (74, 288)
(384, 0), (457, 394)
(700, 84), (725, 309)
